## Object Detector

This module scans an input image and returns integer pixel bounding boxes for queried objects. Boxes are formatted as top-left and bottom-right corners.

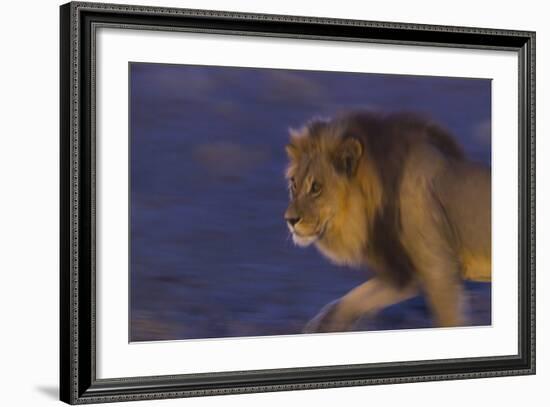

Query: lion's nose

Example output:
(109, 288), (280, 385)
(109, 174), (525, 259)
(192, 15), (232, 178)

(285, 216), (301, 227)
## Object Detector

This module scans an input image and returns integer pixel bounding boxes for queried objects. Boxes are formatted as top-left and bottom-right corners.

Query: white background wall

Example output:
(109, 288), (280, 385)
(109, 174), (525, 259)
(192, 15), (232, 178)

(0, 0), (546, 406)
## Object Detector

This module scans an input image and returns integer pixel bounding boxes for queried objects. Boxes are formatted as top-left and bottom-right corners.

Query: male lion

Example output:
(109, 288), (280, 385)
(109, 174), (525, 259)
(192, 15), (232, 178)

(284, 111), (491, 332)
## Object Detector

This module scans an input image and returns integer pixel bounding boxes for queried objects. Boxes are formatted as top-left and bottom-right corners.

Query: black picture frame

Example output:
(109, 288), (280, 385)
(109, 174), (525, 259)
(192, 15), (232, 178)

(60, 1), (536, 404)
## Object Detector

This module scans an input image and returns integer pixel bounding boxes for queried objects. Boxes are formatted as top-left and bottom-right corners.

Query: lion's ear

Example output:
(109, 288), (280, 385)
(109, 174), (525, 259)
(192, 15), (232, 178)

(333, 137), (363, 177)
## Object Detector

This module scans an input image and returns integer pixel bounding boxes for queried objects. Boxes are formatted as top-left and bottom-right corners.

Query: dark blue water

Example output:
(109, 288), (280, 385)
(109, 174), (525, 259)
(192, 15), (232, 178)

(129, 63), (491, 341)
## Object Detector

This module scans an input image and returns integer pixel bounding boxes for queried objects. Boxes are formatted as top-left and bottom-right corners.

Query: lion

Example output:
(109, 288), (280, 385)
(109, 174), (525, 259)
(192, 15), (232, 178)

(284, 110), (491, 332)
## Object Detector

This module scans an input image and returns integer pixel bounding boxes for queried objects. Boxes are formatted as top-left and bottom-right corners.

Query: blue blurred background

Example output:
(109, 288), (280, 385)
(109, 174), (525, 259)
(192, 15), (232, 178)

(130, 63), (491, 341)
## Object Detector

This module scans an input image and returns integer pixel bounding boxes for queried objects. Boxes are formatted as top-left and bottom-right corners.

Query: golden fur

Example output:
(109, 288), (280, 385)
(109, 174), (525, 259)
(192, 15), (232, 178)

(284, 111), (491, 331)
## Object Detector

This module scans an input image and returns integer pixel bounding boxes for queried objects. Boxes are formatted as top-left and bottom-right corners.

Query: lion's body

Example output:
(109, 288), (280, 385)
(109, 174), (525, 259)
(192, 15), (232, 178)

(284, 111), (491, 330)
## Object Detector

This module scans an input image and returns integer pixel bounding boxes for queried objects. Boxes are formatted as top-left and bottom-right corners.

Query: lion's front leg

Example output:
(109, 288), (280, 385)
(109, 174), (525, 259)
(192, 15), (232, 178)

(303, 277), (418, 333)
(302, 299), (354, 333)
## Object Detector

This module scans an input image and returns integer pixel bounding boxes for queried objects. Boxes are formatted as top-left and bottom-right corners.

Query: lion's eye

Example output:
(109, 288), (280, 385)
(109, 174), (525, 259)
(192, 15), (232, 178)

(289, 177), (297, 192)
(310, 181), (322, 195)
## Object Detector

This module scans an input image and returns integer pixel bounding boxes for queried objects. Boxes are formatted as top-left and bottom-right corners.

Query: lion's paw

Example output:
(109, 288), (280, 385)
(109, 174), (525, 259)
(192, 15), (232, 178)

(302, 299), (355, 333)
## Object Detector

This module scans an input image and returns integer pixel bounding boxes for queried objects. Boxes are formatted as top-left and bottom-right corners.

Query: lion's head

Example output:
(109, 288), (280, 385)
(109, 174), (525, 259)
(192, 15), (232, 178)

(284, 118), (381, 266)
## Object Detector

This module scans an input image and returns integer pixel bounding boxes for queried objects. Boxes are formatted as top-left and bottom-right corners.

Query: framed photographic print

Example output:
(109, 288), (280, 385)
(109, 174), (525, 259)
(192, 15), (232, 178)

(60, 1), (536, 404)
